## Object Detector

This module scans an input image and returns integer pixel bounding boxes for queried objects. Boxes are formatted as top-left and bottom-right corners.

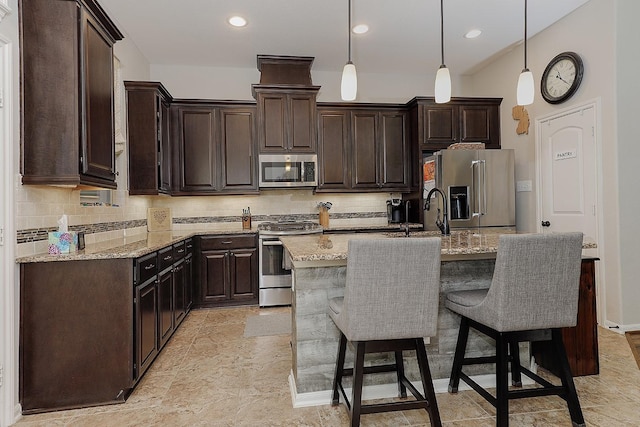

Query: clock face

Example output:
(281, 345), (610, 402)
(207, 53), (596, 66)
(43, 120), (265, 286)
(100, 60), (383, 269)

(541, 52), (584, 104)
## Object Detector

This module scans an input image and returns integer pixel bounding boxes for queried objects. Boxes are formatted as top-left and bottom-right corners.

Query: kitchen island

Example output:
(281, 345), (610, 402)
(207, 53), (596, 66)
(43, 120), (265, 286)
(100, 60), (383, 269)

(280, 229), (598, 406)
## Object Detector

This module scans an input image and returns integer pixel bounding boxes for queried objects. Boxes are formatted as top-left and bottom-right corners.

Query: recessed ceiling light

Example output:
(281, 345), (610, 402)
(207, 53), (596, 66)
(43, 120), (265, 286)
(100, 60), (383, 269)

(352, 24), (369, 34)
(228, 16), (247, 27)
(464, 29), (482, 39)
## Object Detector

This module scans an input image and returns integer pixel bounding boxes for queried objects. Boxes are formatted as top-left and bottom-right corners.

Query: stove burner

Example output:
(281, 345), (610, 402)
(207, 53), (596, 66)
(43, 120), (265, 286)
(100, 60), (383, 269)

(258, 220), (323, 235)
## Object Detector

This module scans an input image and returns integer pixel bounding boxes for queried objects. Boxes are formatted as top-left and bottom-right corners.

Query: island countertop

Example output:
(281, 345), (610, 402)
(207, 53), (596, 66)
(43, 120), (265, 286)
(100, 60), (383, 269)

(279, 228), (597, 263)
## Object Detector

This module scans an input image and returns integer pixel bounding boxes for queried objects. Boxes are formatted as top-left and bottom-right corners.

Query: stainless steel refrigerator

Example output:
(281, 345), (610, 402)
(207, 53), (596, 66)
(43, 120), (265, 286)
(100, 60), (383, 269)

(423, 149), (515, 230)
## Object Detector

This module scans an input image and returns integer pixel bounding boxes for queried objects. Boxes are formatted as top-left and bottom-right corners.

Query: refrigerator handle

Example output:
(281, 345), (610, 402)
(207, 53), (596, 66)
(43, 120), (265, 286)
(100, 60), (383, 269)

(471, 160), (485, 217)
(480, 160), (487, 215)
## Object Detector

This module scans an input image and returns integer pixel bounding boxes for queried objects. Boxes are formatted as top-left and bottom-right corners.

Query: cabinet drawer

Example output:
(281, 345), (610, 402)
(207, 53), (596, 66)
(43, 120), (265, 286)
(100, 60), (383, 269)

(185, 238), (194, 256)
(136, 251), (158, 284)
(158, 246), (174, 271)
(173, 241), (186, 261)
(199, 234), (256, 250)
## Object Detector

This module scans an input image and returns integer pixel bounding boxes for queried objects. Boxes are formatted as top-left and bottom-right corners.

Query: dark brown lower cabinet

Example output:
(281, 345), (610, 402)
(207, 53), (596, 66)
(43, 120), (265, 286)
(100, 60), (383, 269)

(531, 258), (599, 376)
(20, 239), (193, 414)
(157, 265), (175, 349)
(195, 234), (258, 307)
(20, 259), (134, 414)
(135, 276), (158, 381)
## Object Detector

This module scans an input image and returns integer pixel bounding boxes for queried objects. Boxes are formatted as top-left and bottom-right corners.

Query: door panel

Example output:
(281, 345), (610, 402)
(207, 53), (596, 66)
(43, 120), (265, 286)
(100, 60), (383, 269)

(352, 112), (378, 188)
(178, 108), (217, 191)
(380, 112), (407, 187)
(539, 107), (597, 252)
(230, 249), (257, 300)
(317, 111), (349, 189)
(201, 250), (228, 303)
(220, 108), (256, 190)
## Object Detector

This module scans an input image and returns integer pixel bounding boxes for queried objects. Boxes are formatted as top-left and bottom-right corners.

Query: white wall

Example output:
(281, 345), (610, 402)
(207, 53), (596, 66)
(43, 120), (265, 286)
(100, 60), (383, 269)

(470, 0), (640, 328)
(615, 0), (640, 327)
(151, 63), (472, 103)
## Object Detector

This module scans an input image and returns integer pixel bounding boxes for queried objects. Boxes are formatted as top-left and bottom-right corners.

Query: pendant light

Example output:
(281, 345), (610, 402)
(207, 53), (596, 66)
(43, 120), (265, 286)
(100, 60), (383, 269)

(434, 0), (451, 104)
(341, 0), (357, 101)
(517, 0), (534, 105)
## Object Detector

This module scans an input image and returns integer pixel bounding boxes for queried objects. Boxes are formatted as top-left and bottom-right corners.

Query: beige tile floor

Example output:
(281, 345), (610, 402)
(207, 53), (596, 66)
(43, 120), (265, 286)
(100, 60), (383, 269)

(13, 306), (640, 426)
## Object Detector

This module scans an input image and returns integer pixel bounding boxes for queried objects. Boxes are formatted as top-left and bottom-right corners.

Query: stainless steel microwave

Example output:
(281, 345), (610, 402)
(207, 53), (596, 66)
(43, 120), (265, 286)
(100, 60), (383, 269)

(259, 154), (318, 188)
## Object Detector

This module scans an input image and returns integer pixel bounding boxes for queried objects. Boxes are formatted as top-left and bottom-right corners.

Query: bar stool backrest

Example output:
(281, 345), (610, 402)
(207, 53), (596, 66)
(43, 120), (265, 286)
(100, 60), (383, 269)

(336, 238), (442, 342)
(483, 232), (584, 332)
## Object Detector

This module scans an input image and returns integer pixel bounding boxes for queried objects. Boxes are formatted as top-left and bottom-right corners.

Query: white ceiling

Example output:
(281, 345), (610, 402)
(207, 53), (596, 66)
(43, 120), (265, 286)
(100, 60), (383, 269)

(99, 0), (590, 76)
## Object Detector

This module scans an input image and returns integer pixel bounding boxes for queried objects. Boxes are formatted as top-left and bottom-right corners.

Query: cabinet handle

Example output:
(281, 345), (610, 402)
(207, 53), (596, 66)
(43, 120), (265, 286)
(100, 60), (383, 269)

(221, 241), (233, 245)
(163, 255), (172, 261)
(144, 264), (156, 270)
(177, 249), (185, 253)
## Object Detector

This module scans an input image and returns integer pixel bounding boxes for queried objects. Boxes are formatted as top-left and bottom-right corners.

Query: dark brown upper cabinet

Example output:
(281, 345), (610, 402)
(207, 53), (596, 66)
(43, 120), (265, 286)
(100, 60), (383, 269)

(316, 105), (410, 193)
(20, 0), (123, 189)
(253, 86), (319, 153)
(171, 101), (258, 195)
(252, 55), (319, 154)
(409, 97), (502, 152)
(125, 81), (172, 195)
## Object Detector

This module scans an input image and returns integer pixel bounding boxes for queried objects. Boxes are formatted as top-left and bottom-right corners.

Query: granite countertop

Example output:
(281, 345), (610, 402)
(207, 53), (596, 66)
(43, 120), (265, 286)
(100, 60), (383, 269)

(16, 225), (258, 264)
(280, 228), (598, 263)
(322, 223), (423, 233)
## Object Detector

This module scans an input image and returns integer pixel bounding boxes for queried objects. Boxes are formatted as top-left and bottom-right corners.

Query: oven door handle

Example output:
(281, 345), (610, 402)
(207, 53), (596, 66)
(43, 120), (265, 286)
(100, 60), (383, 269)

(261, 240), (283, 246)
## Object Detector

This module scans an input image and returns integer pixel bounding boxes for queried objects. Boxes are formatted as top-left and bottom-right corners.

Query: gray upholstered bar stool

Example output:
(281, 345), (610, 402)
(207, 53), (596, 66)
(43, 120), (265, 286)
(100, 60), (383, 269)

(328, 238), (442, 427)
(445, 232), (585, 427)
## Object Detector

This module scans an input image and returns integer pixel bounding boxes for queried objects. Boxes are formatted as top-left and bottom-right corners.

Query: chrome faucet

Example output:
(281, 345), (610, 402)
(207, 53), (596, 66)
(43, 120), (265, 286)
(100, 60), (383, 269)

(403, 200), (411, 237)
(424, 188), (451, 236)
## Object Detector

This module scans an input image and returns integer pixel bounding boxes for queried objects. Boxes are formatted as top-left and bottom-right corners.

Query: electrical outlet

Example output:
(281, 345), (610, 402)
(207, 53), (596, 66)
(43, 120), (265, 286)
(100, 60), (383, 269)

(516, 180), (532, 192)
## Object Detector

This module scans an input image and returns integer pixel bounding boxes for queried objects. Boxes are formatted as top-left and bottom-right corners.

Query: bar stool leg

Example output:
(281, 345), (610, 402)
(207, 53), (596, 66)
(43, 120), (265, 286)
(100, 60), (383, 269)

(551, 329), (585, 427)
(496, 334), (510, 427)
(332, 333), (348, 406)
(448, 316), (470, 393)
(416, 338), (443, 427)
(394, 351), (407, 398)
(509, 340), (523, 387)
(350, 342), (366, 427)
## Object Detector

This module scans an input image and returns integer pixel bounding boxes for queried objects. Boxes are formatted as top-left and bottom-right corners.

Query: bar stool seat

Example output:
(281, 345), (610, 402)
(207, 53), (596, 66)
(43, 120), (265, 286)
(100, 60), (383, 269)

(329, 238), (443, 427)
(445, 232), (585, 427)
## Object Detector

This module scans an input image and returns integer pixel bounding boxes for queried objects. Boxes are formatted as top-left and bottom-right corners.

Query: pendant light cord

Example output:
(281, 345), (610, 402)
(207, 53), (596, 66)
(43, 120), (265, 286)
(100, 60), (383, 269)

(523, 0), (528, 70)
(440, 0), (445, 65)
(348, 0), (352, 63)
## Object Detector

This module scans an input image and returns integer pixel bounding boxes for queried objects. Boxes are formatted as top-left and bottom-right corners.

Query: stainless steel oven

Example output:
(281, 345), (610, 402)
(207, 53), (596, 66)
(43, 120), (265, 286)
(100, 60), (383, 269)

(258, 221), (322, 306)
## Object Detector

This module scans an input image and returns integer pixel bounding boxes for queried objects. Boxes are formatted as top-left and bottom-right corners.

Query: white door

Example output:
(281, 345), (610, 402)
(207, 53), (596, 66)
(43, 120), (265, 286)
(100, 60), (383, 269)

(538, 105), (598, 258)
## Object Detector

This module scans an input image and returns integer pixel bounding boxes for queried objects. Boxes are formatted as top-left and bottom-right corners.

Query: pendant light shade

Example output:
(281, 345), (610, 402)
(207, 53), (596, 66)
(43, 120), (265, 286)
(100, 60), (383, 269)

(341, 61), (357, 101)
(434, 0), (451, 104)
(341, 0), (357, 101)
(517, 69), (534, 105)
(435, 66), (451, 104)
(516, 0), (534, 105)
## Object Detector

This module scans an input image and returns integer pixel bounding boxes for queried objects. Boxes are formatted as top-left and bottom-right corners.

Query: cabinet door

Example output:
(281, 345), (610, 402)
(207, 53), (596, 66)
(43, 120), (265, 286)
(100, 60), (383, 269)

(159, 99), (172, 192)
(229, 248), (258, 302)
(317, 110), (350, 190)
(81, 9), (116, 184)
(220, 107), (258, 191)
(289, 93), (317, 152)
(259, 93), (287, 152)
(185, 255), (194, 311)
(421, 104), (458, 147)
(174, 106), (218, 192)
(173, 261), (186, 327)
(379, 111), (409, 190)
(351, 111), (379, 190)
(200, 250), (229, 304)
(135, 277), (158, 381)
(157, 267), (174, 348)
(459, 104), (500, 148)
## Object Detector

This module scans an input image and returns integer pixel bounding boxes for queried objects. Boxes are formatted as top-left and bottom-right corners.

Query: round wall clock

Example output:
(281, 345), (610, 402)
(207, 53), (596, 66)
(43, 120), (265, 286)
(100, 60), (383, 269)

(541, 52), (584, 104)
